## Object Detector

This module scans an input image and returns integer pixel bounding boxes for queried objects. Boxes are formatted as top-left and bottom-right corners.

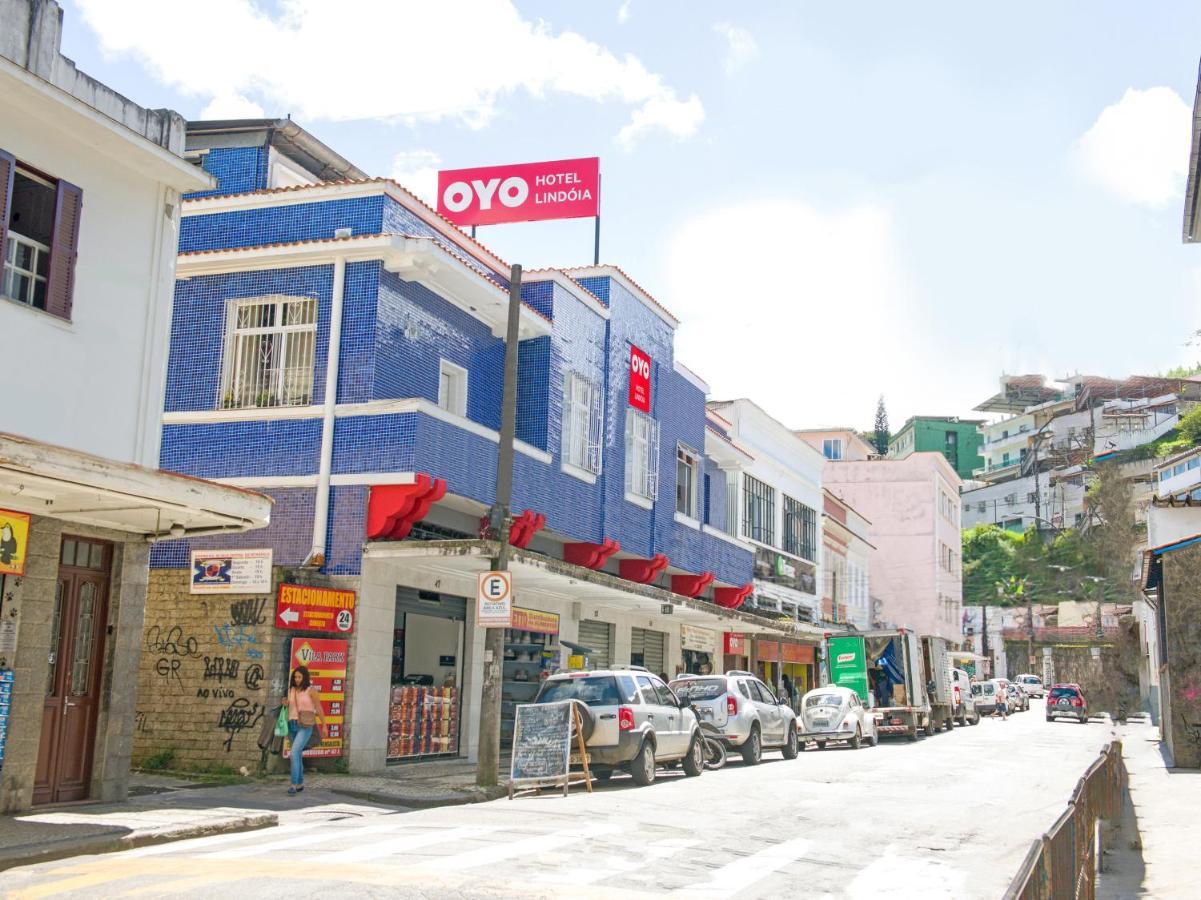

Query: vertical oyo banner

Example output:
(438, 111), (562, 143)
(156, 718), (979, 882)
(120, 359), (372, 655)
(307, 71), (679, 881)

(628, 344), (651, 413)
(827, 636), (869, 705)
(287, 638), (347, 758)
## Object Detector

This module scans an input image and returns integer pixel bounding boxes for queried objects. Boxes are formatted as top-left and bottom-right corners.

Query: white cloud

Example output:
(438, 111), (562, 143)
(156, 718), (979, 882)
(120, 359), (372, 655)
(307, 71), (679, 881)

(75, 0), (702, 148)
(617, 0), (633, 24)
(713, 22), (759, 74)
(199, 93), (265, 119)
(1075, 86), (1191, 208)
(665, 198), (927, 429)
(390, 150), (442, 205)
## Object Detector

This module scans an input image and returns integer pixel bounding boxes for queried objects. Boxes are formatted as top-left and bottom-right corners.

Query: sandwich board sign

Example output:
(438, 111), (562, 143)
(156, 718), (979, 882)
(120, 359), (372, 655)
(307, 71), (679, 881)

(509, 700), (592, 797)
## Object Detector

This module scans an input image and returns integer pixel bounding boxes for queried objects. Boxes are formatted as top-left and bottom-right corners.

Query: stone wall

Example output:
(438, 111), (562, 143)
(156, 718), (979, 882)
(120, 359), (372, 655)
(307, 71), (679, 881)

(1162, 546), (1201, 768)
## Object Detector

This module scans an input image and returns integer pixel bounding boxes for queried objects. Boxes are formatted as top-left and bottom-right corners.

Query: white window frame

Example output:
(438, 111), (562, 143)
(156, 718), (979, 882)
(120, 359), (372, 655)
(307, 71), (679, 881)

(219, 295), (318, 410)
(438, 359), (468, 417)
(625, 408), (660, 502)
(676, 443), (699, 520)
(823, 438), (843, 460)
(561, 372), (603, 477)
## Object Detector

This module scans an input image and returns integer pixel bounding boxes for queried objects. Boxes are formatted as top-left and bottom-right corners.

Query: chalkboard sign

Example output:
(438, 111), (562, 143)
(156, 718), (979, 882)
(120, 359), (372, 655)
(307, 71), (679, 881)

(510, 701), (572, 791)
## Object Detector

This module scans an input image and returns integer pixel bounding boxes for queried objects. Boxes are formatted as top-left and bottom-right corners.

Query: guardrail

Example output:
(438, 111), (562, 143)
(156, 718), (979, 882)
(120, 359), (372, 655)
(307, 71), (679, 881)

(1004, 740), (1126, 900)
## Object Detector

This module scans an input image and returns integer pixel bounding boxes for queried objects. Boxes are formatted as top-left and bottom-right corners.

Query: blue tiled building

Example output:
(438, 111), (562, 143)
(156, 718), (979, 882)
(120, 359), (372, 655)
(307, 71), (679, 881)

(155, 120), (776, 768)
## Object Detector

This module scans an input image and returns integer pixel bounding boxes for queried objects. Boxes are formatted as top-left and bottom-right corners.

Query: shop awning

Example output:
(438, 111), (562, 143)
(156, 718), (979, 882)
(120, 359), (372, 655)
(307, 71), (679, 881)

(362, 539), (797, 636)
(0, 432), (272, 539)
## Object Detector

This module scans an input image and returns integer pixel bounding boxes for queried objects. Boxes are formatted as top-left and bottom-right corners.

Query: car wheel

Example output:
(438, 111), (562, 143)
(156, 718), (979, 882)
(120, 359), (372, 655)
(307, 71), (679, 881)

(945, 717), (954, 731)
(851, 726), (862, 750)
(592, 768), (614, 781)
(741, 725), (763, 765)
(971, 714), (980, 726)
(629, 740), (656, 786)
(1046, 716), (1053, 722)
(906, 728), (918, 742)
(682, 735), (704, 777)
(782, 726), (799, 760)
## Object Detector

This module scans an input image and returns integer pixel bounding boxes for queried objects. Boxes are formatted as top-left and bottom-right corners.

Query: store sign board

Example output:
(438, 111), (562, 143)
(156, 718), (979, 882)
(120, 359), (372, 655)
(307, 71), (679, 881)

(437, 157), (599, 227)
(781, 642), (815, 665)
(0, 509), (31, 577)
(511, 606), (558, 634)
(757, 640), (781, 662)
(287, 638), (347, 758)
(681, 624), (717, 655)
(628, 344), (652, 413)
(190, 548), (273, 594)
(724, 633), (746, 655)
(276, 583), (356, 634)
(827, 635), (869, 705)
(478, 571), (513, 628)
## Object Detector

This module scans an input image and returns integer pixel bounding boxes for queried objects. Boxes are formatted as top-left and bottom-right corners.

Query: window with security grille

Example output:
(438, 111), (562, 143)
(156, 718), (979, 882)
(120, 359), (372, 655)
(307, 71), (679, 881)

(219, 295), (317, 409)
(676, 444), (699, 517)
(562, 372), (602, 474)
(625, 408), (660, 499)
(783, 495), (816, 560)
(742, 474), (775, 545)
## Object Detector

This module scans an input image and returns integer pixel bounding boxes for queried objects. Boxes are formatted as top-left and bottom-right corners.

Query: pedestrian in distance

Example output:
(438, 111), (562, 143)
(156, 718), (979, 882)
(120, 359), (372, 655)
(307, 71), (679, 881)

(994, 689), (1008, 720)
(282, 665), (326, 794)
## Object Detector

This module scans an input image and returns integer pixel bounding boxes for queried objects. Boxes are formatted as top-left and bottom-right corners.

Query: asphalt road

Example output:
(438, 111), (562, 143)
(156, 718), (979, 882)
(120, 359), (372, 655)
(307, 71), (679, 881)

(4, 699), (1112, 899)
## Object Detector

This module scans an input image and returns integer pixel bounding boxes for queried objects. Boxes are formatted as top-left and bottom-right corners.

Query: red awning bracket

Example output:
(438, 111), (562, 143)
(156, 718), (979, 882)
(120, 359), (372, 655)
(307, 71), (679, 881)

(713, 583), (753, 609)
(509, 509), (546, 549)
(619, 553), (669, 584)
(563, 538), (620, 569)
(671, 571), (714, 598)
(366, 475), (448, 541)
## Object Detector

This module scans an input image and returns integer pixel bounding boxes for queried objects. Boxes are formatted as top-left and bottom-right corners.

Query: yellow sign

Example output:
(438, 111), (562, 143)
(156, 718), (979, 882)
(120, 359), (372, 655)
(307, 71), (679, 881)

(567, 654), (585, 670)
(511, 606), (559, 635)
(0, 509), (31, 577)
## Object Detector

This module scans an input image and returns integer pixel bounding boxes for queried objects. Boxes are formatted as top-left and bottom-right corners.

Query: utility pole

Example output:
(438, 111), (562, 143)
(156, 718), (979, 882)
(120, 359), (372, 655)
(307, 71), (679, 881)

(477, 263), (522, 788)
(1026, 584), (1035, 672)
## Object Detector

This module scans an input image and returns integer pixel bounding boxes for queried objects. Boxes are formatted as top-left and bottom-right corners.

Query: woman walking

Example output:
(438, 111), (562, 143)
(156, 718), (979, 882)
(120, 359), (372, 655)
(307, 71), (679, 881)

(282, 666), (325, 794)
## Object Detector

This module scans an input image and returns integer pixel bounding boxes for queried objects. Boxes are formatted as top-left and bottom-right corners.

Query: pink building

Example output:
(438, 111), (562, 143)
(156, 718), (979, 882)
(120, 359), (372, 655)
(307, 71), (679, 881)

(799, 431), (963, 642)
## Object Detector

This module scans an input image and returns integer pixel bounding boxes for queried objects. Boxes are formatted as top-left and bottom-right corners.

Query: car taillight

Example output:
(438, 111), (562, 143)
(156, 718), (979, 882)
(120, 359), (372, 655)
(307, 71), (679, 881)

(618, 707), (635, 730)
(1072, 697), (1083, 708)
(727, 694), (738, 716)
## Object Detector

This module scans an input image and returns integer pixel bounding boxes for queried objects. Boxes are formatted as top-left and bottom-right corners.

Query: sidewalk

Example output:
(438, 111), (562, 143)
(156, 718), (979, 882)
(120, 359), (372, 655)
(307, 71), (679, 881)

(0, 759), (506, 871)
(1099, 719), (1200, 898)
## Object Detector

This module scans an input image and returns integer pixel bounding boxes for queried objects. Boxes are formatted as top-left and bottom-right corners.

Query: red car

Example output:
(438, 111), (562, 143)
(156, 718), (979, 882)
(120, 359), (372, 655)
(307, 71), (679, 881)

(1046, 684), (1088, 724)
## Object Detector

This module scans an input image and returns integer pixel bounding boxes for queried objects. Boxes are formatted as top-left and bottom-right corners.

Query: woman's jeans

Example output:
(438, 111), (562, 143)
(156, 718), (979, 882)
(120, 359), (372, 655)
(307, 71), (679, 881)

(287, 721), (315, 785)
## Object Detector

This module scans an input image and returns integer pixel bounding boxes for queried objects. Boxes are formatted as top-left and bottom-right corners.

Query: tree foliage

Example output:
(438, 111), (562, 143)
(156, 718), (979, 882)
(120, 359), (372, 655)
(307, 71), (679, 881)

(873, 396), (890, 456)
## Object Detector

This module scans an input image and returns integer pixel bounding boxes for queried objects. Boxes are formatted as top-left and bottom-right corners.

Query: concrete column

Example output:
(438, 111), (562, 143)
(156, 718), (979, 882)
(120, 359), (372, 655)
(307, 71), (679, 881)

(347, 558), (393, 773)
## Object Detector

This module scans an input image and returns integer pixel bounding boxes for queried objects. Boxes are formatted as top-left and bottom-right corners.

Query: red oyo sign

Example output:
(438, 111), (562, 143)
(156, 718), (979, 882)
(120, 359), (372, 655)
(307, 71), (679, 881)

(276, 583), (356, 634)
(628, 344), (651, 413)
(437, 157), (599, 227)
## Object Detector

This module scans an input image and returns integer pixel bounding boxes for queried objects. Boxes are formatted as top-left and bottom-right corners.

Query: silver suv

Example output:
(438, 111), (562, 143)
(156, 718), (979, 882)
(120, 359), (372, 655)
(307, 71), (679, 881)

(534, 667), (704, 785)
(669, 671), (799, 764)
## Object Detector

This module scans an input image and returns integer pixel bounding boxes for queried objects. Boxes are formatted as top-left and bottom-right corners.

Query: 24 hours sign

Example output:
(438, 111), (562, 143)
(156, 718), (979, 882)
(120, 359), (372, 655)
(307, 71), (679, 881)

(276, 583), (356, 634)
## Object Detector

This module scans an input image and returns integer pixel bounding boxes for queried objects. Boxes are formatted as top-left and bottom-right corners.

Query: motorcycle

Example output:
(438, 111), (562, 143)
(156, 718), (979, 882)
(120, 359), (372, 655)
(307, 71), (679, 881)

(699, 721), (727, 770)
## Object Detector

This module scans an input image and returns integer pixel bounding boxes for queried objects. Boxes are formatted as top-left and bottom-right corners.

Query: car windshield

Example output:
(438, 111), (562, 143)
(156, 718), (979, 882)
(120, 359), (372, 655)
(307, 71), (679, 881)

(1049, 687), (1079, 700)
(805, 693), (844, 710)
(537, 676), (622, 707)
(669, 678), (725, 700)
(971, 684), (981, 695)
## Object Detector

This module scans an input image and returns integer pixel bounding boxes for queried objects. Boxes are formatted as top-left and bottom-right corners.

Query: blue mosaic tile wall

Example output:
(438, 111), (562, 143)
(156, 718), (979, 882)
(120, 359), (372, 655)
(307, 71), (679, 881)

(161, 419), (322, 479)
(327, 485), (368, 574)
(181, 196), (385, 253)
(186, 146), (268, 199)
(149, 487), (317, 568)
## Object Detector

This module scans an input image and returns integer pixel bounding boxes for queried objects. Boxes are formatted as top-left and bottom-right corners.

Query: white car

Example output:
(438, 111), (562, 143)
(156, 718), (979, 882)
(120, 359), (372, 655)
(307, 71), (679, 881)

(799, 685), (878, 749)
(1015, 674), (1045, 698)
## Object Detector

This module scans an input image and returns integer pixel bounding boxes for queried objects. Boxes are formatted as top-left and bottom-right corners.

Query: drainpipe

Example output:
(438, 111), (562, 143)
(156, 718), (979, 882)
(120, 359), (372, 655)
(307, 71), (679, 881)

(309, 256), (347, 567)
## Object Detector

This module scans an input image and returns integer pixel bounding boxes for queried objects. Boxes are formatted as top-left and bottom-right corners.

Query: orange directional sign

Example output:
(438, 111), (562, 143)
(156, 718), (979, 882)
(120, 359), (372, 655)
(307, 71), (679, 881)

(276, 583), (356, 634)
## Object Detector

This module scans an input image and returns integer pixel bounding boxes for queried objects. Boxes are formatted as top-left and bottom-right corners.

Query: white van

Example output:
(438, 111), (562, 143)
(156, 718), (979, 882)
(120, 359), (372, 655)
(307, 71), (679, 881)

(950, 668), (980, 725)
(971, 679), (998, 715)
(1015, 673), (1045, 698)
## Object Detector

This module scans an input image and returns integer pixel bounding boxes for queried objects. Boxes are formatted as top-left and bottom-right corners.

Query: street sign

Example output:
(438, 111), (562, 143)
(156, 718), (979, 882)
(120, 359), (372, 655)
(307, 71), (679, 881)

(660, 603), (674, 615)
(276, 583), (357, 634)
(477, 571), (513, 628)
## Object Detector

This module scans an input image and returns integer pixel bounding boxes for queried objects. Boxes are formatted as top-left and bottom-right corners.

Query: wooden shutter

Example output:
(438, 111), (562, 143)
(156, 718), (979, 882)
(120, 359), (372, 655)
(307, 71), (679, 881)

(0, 150), (14, 264)
(44, 179), (83, 321)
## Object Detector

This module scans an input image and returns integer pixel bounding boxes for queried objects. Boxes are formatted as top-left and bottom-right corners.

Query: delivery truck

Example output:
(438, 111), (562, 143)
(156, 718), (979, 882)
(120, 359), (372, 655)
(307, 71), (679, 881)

(825, 629), (931, 740)
(921, 634), (955, 733)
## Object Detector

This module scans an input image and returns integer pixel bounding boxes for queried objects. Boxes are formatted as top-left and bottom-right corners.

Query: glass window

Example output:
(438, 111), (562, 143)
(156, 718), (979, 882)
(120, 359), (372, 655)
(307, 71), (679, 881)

(635, 675), (657, 704)
(752, 681), (775, 704)
(822, 438), (843, 460)
(742, 474), (775, 544)
(219, 295), (317, 409)
(2, 170), (56, 311)
(536, 676), (622, 706)
(676, 444), (699, 518)
(669, 678), (726, 700)
(625, 409), (660, 500)
(737, 680), (751, 699)
(805, 692), (844, 710)
(783, 495), (816, 559)
(438, 360), (468, 417)
(653, 680), (678, 707)
(562, 372), (602, 474)
(616, 675), (640, 703)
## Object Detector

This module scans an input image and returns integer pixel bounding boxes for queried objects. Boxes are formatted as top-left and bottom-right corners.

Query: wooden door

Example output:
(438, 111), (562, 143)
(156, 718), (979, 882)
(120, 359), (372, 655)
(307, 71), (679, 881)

(34, 537), (110, 804)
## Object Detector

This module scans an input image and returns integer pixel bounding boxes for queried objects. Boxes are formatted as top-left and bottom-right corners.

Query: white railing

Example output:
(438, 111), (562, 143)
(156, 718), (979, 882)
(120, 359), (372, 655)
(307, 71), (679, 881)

(1094, 413), (1179, 456)
(2, 231), (50, 308)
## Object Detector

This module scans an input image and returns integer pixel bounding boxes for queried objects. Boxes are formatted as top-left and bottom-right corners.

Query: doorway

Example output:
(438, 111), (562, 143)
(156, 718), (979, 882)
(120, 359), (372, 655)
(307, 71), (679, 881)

(35, 537), (111, 805)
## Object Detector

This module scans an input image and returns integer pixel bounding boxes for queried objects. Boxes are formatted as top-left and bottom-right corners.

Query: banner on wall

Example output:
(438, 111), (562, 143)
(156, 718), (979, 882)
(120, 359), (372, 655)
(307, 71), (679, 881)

(628, 344), (651, 413)
(190, 548), (273, 594)
(286, 638), (347, 758)
(0, 509), (31, 577)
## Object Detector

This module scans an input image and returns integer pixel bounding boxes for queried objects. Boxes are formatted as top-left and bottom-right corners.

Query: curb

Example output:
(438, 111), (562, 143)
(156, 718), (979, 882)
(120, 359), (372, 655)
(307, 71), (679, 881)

(0, 812), (277, 872)
(328, 785), (508, 809)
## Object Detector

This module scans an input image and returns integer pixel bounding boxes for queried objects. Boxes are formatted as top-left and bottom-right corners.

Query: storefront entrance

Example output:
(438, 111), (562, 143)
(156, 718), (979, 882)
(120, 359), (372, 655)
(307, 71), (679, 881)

(34, 537), (111, 805)
(387, 589), (464, 760)
(681, 624), (718, 675)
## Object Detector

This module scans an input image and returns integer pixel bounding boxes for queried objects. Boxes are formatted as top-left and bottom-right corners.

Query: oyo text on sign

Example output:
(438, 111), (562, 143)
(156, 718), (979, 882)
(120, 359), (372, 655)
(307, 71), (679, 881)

(437, 157), (600, 227)
(628, 344), (651, 413)
(276, 583), (357, 634)
(477, 571), (513, 628)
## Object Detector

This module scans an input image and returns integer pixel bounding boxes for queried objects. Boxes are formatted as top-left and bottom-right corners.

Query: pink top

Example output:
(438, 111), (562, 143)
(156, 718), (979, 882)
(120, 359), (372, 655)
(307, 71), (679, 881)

(287, 685), (322, 722)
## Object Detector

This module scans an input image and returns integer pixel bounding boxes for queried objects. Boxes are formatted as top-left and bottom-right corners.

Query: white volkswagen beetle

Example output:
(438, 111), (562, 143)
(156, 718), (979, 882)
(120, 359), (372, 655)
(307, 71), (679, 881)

(799, 685), (879, 749)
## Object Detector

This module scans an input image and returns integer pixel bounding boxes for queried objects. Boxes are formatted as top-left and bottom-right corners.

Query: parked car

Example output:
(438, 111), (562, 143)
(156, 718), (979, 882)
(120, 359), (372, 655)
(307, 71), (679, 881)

(950, 668), (980, 726)
(1015, 673), (1045, 698)
(799, 685), (878, 749)
(670, 671), (799, 764)
(1046, 684), (1089, 724)
(1007, 683), (1029, 712)
(972, 680), (998, 716)
(535, 667), (704, 785)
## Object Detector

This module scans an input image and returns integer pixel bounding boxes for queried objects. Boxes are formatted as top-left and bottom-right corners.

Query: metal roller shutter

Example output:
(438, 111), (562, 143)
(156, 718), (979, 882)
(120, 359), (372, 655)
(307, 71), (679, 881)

(631, 627), (666, 675)
(578, 619), (614, 669)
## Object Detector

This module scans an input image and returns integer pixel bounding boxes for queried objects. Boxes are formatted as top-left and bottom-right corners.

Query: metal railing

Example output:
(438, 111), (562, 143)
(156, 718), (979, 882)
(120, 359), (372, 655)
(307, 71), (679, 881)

(1005, 740), (1127, 900)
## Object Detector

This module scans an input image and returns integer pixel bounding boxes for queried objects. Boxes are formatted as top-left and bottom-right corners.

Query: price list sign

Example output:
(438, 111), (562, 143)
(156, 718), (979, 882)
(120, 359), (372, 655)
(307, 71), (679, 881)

(287, 638), (347, 759)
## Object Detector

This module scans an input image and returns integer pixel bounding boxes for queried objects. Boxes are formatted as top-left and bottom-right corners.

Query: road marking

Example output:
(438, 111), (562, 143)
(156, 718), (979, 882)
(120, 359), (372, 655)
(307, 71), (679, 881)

(672, 837), (811, 898)
(315, 825), (496, 863)
(408, 824), (621, 872)
(206, 816), (410, 859)
(532, 836), (699, 885)
(121, 821), (324, 857)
